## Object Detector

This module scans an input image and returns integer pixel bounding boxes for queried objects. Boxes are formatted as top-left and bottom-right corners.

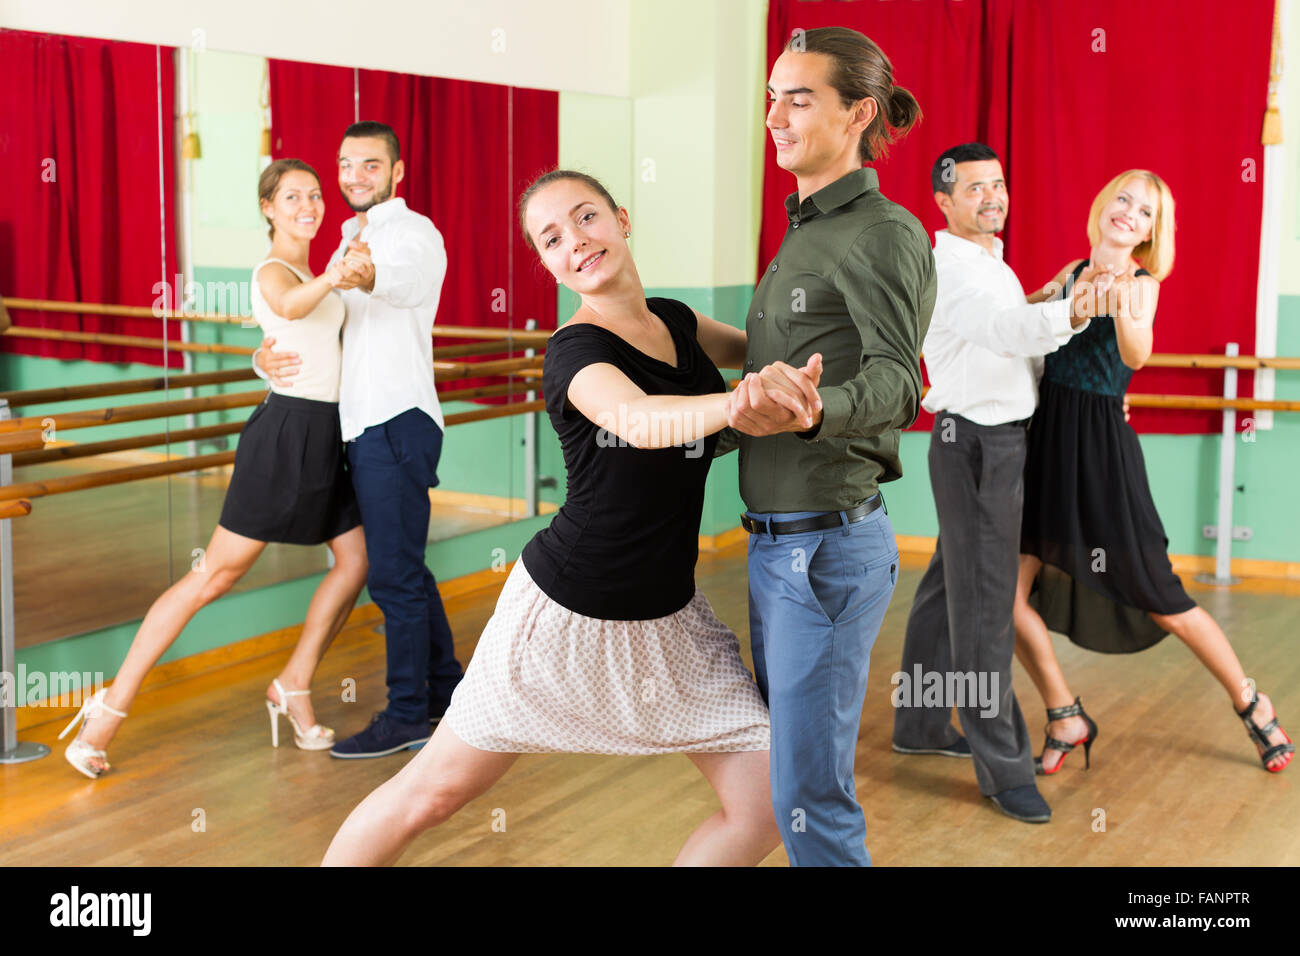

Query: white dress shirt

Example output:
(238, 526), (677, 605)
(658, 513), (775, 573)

(333, 197), (447, 441)
(255, 197), (448, 440)
(921, 229), (1086, 426)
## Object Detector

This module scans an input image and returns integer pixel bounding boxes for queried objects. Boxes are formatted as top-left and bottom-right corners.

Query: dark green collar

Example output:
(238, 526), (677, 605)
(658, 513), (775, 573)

(784, 167), (880, 222)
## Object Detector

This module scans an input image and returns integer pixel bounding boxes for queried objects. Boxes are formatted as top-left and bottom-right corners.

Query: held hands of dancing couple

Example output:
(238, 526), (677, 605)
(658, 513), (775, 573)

(728, 353), (826, 436)
(253, 239), (373, 387)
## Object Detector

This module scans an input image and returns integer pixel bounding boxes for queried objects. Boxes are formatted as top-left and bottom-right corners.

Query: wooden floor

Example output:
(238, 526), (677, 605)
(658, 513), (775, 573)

(3, 544), (1298, 866)
(10, 460), (536, 647)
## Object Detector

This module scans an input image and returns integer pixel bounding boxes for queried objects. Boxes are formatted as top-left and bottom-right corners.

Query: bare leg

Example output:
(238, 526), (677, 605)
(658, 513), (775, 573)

(673, 750), (781, 867)
(73, 525), (266, 770)
(1011, 554), (1089, 772)
(267, 525), (368, 730)
(322, 721), (518, 866)
(1150, 606), (1292, 771)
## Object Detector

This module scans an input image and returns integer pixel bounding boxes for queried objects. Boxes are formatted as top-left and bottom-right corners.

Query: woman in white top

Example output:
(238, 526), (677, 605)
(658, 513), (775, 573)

(59, 160), (372, 778)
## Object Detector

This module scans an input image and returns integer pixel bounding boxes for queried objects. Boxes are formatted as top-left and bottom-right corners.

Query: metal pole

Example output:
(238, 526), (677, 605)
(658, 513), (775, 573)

(1199, 342), (1240, 586)
(176, 48), (199, 460)
(0, 398), (51, 763)
(524, 319), (538, 518)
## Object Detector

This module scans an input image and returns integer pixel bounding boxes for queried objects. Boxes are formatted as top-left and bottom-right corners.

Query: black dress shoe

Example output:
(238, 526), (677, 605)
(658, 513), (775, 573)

(892, 736), (972, 758)
(989, 784), (1051, 823)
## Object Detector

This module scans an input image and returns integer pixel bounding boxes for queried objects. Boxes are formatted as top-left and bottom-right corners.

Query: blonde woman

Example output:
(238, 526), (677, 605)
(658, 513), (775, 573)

(1011, 170), (1292, 776)
(58, 160), (372, 777)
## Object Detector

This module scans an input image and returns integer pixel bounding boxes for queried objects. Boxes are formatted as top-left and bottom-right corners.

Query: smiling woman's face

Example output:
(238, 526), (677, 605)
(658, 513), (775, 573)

(524, 178), (630, 292)
(1098, 176), (1157, 248)
(261, 169), (324, 240)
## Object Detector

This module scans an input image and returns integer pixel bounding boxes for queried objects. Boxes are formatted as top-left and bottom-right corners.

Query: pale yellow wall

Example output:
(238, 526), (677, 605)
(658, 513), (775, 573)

(1279, 0), (1300, 295)
(0, 0), (631, 97)
(188, 51), (272, 270)
(624, 0), (769, 290)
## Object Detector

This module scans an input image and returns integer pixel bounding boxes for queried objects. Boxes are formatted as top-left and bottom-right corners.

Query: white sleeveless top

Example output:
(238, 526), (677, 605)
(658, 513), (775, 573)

(250, 258), (346, 403)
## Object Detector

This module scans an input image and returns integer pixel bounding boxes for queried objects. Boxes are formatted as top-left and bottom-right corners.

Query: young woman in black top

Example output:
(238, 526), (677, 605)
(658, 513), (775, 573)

(1013, 170), (1292, 776)
(323, 171), (821, 866)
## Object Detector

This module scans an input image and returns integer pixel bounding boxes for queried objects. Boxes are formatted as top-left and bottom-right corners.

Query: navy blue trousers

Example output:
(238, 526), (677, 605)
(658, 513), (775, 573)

(347, 409), (463, 723)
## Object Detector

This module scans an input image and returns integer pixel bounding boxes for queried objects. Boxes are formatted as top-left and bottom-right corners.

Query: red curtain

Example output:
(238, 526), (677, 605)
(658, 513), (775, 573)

(268, 62), (559, 399)
(762, 0), (1273, 434)
(0, 28), (181, 368)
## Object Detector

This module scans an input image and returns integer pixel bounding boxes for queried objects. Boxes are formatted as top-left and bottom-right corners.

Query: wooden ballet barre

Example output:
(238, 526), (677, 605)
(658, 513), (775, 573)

(1, 296), (246, 326)
(443, 399), (547, 426)
(0, 400), (548, 507)
(0, 430), (47, 456)
(432, 326), (552, 346)
(433, 340), (541, 360)
(0, 368), (258, 408)
(2, 330), (537, 364)
(12, 421), (246, 466)
(433, 356), (545, 380)
(0, 390), (265, 435)
(3, 298), (556, 345)
(0, 363), (541, 437)
(0, 450), (238, 502)
(1144, 353), (1300, 371)
(1123, 394), (1300, 413)
(2, 326), (254, 356)
(437, 380), (544, 402)
(0, 498), (31, 520)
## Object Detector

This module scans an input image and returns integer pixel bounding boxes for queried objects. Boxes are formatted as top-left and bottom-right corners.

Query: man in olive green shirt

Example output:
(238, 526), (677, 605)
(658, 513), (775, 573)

(724, 30), (934, 867)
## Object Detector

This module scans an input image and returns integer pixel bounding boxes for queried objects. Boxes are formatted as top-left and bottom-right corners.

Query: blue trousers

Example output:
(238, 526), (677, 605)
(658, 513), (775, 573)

(347, 409), (463, 724)
(746, 500), (898, 866)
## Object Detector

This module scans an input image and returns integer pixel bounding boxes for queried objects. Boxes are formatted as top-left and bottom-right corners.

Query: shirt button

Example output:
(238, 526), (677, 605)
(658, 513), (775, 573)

(746, 359), (754, 369)
(792, 222), (800, 229)
(756, 311), (764, 320)
(770, 263), (778, 272)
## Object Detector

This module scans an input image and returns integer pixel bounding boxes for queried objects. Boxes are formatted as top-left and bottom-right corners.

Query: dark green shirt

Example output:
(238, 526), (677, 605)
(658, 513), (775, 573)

(731, 167), (936, 513)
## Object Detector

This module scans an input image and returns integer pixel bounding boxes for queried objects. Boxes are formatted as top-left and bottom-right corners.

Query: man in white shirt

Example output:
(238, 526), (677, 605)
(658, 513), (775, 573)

(890, 143), (1098, 823)
(256, 122), (463, 758)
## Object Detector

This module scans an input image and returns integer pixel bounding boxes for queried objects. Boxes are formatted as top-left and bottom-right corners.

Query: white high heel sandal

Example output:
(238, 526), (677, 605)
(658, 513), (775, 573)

(58, 688), (128, 779)
(266, 678), (334, 751)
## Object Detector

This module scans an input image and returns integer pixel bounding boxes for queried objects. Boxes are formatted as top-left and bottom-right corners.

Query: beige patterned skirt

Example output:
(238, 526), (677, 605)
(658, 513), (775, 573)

(443, 560), (770, 755)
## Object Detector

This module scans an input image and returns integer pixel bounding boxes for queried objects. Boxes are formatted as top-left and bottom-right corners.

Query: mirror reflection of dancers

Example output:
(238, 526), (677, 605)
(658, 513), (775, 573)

(57, 159), (373, 778)
(323, 170), (822, 865)
(1013, 170), (1293, 775)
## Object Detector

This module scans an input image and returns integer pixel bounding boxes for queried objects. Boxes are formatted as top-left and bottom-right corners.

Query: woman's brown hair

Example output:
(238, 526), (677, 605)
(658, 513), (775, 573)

(787, 27), (922, 163)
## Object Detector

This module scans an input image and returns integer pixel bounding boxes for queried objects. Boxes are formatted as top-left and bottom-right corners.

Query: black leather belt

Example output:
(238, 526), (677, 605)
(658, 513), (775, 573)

(741, 496), (882, 536)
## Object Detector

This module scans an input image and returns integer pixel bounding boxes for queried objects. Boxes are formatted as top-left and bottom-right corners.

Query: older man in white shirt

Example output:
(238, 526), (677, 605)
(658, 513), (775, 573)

(891, 143), (1098, 824)
(256, 122), (463, 758)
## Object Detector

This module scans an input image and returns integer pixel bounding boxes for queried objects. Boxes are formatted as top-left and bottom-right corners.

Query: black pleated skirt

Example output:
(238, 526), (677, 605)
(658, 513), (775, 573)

(1021, 380), (1197, 653)
(219, 391), (362, 545)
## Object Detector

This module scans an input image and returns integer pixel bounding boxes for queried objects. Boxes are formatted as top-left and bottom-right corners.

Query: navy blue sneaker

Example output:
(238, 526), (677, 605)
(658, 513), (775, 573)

(989, 784), (1051, 823)
(892, 736), (973, 758)
(330, 712), (430, 759)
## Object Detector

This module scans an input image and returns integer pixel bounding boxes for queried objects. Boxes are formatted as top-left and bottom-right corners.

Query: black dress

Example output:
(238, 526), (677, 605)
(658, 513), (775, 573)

(1021, 261), (1196, 653)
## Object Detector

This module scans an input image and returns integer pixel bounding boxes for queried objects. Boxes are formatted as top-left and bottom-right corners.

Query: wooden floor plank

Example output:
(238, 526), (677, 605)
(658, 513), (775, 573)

(3, 544), (1297, 866)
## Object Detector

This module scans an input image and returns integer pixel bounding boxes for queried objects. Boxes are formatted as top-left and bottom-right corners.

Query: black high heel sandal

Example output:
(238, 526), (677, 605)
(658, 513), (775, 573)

(1236, 694), (1294, 773)
(1035, 696), (1098, 776)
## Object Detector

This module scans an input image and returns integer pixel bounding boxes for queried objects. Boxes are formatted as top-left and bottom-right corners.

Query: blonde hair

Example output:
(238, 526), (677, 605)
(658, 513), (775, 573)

(1086, 169), (1175, 280)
